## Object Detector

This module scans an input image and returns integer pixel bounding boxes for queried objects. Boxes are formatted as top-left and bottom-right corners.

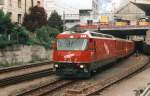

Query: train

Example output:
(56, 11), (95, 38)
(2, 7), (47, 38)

(53, 31), (135, 78)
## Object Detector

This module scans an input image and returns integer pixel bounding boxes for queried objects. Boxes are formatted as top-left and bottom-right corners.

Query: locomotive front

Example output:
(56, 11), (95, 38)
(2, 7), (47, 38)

(53, 33), (94, 78)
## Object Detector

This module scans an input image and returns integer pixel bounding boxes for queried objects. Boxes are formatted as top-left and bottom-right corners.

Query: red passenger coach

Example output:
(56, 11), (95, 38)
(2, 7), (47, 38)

(53, 31), (134, 78)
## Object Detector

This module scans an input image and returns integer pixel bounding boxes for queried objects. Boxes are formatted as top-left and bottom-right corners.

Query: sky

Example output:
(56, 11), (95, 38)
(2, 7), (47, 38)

(100, 0), (128, 13)
(44, 0), (128, 15)
(58, 0), (129, 13)
(58, 0), (92, 10)
(44, 0), (92, 14)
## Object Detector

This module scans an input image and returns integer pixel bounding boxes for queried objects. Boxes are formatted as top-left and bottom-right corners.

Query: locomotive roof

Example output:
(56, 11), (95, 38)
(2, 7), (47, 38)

(84, 31), (133, 42)
(60, 31), (114, 39)
(59, 31), (132, 42)
(83, 31), (114, 39)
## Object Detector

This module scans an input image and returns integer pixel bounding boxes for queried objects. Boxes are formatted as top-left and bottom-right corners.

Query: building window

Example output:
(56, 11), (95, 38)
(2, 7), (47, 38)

(9, 0), (12, 6)
(0, 0), (4, 5)
(8, 12), (12, 17)
(87, 20), (93, 25)
(7, 12), (12, 20)
(18, 14), (22, 24)
(18, 0), (21, 8)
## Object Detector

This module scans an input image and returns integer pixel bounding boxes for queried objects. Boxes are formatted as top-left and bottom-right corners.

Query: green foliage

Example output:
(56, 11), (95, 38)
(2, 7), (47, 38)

(0, 10), (14, 48)
(0, 10), (30, 48)
(0, 10), (12, 34)
(0, 25), (30, 48)
(48, 10), (63, 32)
(11, 25), (29, 44)
(0, 35), (16, 48)
(35, 26), (60, 48)
(23, 5), (47, 32)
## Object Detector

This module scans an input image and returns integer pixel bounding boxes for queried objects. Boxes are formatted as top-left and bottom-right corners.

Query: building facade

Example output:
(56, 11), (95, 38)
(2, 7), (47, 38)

(44, 0), (99, 28)
(0, 0), (43, 23)
(115, 2), (145, 20)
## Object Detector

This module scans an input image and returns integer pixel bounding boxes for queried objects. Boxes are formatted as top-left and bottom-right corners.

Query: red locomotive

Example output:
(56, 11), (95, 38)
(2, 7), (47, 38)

(53, 31), (134, 78)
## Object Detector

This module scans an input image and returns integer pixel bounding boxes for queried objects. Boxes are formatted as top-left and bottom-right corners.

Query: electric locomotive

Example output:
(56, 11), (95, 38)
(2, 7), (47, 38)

(53, 31), (134, 78)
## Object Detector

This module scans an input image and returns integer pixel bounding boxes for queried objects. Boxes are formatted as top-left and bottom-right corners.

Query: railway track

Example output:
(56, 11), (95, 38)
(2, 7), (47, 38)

(0, 69), (53, 87)
(4, 55), (149, 96)
(0, 61), (51, 74)
(96, 56), (150, 96)
(15, 79), (74, 96)
(63, 55), (150, 96)
(0, 61), (53, 87)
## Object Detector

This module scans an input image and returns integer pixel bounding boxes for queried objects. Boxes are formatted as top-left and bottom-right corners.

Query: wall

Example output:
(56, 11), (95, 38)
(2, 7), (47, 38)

(0, 45), (52, 65)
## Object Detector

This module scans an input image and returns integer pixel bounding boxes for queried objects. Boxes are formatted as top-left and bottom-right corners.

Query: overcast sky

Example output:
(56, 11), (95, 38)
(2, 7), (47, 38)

(100, 0), (128, 13)
(44, 0), (128, 14)
(59, 0), (129, 13)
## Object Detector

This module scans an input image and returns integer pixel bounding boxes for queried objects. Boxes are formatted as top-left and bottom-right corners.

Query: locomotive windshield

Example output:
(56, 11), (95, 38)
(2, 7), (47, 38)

(57, 39), (88, 50)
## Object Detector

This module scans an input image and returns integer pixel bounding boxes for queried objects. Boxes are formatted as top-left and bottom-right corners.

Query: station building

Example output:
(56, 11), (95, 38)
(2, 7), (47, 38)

(0, 0), (44, 24)
(115, 0), (150, 20)
(115, 2), (145, 21)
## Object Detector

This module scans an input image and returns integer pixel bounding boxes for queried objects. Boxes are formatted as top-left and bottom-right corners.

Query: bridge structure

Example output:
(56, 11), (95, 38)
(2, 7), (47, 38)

(77, 24), (150, 40)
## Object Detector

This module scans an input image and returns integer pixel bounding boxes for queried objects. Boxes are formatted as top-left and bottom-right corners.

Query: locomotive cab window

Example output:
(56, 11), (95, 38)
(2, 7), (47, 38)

(57, 39), (88, 50)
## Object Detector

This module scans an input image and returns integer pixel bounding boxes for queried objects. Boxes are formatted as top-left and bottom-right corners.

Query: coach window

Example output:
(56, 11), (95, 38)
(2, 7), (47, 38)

(105, 35), (112, 38)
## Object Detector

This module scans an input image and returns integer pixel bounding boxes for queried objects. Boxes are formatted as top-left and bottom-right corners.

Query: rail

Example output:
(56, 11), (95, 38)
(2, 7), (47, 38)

(0, 61), (52, 74)
(0, 61), (54, 87)
(0, 69), (53, 87)
(15, 79), (74, 96)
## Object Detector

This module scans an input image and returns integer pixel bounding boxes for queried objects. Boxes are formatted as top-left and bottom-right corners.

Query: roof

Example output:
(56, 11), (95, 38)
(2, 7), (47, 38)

(131, 1), (150, 16)
(115, 3), (130, 14)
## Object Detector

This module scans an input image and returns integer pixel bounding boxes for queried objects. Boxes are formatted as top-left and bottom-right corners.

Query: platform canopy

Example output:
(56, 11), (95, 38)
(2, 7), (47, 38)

(130, 1), (150, 16)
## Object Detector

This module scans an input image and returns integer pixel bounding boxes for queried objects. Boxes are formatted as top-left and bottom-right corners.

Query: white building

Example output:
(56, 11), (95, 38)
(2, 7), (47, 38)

(0, 0), (44, 23)
(44, 0), (99, 28)
(115, 2), (145, 20)
(130, 0), (150, 4)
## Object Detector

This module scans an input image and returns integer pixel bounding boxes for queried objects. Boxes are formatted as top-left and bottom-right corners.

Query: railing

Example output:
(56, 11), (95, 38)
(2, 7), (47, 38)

(80, 24), (150, 29)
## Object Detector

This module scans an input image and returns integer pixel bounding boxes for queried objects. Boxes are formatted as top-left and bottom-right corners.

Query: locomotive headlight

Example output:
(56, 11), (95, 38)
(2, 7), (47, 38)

(54, 64), (59, 68)
(80, 65), (84, 68)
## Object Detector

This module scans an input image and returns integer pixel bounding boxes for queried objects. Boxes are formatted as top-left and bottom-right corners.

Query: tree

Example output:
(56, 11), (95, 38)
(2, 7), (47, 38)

(0, 10), (12, 35)
(35, 26), (60, 48)
(48, 10), (63, 32)
(23, 4), (47, 32)
(11, 25), (29, 44)
(0, 10), (29, 48)
(0, 10), (14, 48)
